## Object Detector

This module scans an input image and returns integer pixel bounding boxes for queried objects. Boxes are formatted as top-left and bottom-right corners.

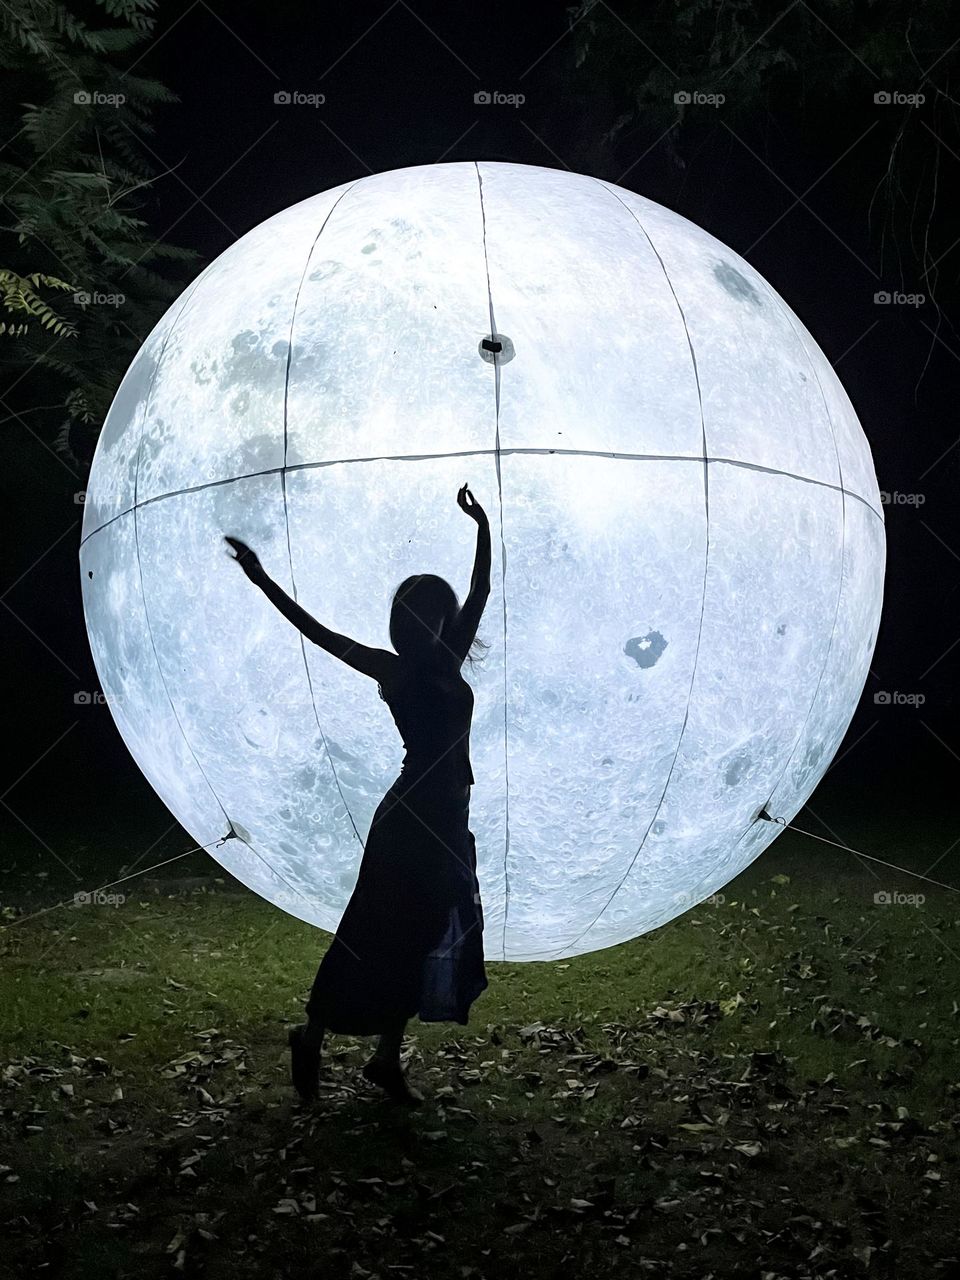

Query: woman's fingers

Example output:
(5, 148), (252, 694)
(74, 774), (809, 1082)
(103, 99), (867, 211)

(224, 534), (256, 565)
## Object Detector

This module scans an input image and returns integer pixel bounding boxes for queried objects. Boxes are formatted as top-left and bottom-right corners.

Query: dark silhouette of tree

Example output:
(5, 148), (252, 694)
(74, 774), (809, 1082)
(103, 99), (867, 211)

(0, 0), (198, 466)
(566, 0), (959, 318)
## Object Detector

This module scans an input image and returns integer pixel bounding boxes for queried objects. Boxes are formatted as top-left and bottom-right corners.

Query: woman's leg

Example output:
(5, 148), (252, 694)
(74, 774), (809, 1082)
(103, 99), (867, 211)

(302, 1017), (325, 1052)
(362, 1015), (422, 1105)
(371, 1015), (406, 1066)
(289, 1017), (324, 1101)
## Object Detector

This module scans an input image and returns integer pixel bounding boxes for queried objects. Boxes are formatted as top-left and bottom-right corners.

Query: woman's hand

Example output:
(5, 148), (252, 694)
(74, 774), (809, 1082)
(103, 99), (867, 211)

(457, 483), (488, 526)
(224, 535), (265, 582)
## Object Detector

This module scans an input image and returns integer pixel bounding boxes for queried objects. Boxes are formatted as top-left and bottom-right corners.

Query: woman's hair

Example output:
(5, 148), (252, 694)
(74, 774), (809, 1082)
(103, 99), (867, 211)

(389, 574), (489, 668)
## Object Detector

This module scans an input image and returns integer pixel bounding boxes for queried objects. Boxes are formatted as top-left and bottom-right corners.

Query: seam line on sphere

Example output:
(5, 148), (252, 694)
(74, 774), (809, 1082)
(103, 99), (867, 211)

(126, 274), (234, 838)
(730, 308), (850, 850)
(129, 491), (313, 911)
(130, 274), (207, 519)
(132, 502), (230, 829)
(123, 256), (326, 914)
(130, 412), (313, 908)
(280, 183), (365, 850)
(549, 181), (713, 956)
(79, 452), (883, 549)
(475, 159), (512, 962)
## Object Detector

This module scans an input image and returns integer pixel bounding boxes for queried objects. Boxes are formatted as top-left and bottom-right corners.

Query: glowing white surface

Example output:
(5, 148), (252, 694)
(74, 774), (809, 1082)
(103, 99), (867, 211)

(79, 162), (885, 961)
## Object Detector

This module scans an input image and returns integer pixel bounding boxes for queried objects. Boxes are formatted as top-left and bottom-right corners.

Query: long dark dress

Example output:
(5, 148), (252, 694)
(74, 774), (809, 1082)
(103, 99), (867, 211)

(305, 650), (488, 1034)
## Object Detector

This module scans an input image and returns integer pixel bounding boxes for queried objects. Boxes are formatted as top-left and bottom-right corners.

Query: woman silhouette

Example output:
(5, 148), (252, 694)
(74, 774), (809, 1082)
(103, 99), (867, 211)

(224, 484), (491, 1105)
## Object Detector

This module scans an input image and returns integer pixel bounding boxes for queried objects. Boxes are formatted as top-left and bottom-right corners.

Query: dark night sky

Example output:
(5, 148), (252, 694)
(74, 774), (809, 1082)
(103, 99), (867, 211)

(3, 0), (959, 876)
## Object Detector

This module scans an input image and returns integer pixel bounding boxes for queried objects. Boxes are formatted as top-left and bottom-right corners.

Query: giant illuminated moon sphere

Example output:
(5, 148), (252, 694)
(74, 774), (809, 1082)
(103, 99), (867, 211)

(79, 162), (885, 961)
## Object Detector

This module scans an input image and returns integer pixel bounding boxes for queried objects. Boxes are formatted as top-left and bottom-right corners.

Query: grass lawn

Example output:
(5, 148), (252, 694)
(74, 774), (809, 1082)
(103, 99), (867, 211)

(1, 808), (958, 1279)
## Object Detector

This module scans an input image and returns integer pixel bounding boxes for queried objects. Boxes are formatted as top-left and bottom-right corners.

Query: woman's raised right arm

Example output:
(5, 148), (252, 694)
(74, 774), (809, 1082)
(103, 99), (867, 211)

(223, 536), (397, 683)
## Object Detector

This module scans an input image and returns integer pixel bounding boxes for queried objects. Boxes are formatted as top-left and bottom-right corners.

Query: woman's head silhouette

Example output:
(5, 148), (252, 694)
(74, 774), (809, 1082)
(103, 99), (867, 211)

(389, 574), (488, 667)
(389, 574), (458, 661)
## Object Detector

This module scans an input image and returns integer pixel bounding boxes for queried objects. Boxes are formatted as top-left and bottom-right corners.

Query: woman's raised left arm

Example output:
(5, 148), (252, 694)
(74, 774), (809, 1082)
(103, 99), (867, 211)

(445, 485), (491, 665)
